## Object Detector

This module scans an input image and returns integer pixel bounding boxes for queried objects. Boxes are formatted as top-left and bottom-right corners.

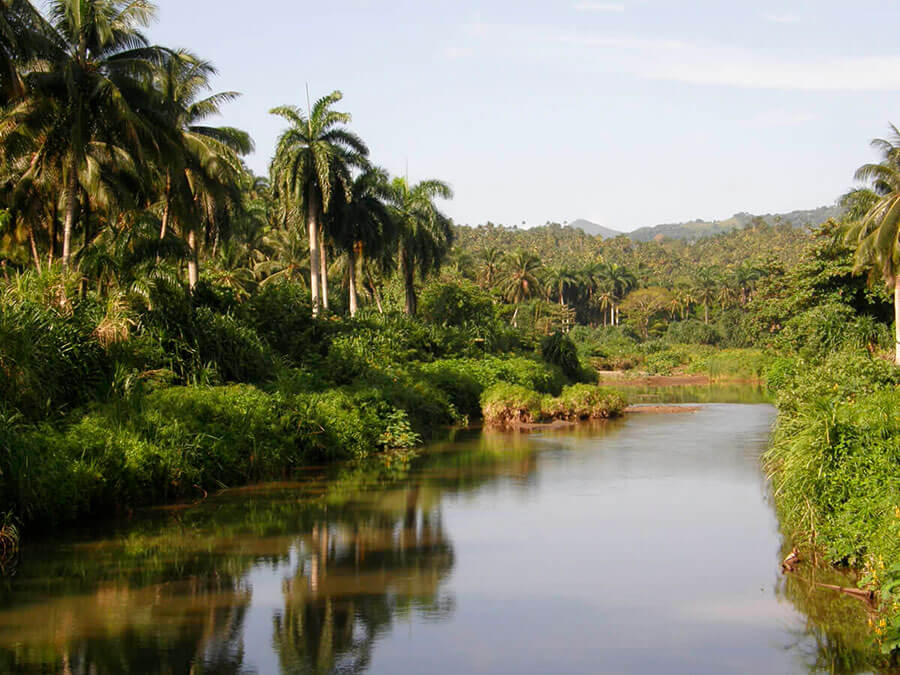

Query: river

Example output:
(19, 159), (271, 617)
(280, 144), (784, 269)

(0, 390), (876, 673)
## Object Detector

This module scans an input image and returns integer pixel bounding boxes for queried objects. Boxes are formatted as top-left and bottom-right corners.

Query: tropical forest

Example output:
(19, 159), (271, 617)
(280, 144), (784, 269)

(0, 1), (899, 673)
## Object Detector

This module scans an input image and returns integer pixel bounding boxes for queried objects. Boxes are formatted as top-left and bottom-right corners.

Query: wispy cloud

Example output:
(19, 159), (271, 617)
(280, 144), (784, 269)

(762, 12), (800, 24)
(460, 23), (900, 92)
(573, 2), (625, 12)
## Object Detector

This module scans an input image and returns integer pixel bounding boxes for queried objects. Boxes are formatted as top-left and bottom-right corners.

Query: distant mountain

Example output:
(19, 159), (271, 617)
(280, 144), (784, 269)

(567, 205), (843, 242)
(626, 205), (843, 242)
(566, 219), (623, 239)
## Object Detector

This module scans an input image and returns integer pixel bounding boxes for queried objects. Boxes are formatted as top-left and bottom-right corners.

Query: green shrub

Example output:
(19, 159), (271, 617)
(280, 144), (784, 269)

(420, 281), (495, 328)
(240, 282), (318, 363)
(665, 319), (723, 346)
(644, 350), (685, 375)
(480, 383), (545, 425)
(0, 292), (110, 419)
(193, 308), (276, 383)
(540, 331), (581, 378)
(552, 384), (627, 419)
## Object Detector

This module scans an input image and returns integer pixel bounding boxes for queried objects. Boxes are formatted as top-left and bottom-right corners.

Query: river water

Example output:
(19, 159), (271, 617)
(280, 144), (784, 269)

(0, 392), (875, 673)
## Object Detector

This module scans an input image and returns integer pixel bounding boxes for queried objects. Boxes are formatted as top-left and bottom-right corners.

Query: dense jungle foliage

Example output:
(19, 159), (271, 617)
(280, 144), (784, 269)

(1, 0), (900, 660)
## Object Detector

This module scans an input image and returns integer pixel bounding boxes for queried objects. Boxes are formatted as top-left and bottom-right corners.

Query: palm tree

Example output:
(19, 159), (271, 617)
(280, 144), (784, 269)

(0, 0), (55, 104)
(387, 176), (454, 316)
(4, 0), (166, 269)
(691, 266), (719, 324)
(844, 123), (900, 364)
(477, 246), (504, 288)
(153, 50), (253, 287)
(544, 265), (577, 306)
(604, 263), (637, 326)
(327, 166), (395, 316)
(500, 249), (542, 326)
(270, 91), (368, 315)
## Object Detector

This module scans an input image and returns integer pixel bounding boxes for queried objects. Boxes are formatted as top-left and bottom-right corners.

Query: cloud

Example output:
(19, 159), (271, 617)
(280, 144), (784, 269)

(573, 2), (625, 12)
(461, 23), (900, 92)
(762, 12), (799, 24)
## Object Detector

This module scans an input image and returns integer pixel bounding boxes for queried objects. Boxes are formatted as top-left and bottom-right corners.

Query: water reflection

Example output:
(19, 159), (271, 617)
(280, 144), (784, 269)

(778, 562), (889, 674)
(0, 399), (887, 673)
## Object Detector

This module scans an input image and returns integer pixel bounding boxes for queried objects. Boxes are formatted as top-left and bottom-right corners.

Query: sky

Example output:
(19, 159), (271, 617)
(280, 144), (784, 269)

(138, 0), (900, 231)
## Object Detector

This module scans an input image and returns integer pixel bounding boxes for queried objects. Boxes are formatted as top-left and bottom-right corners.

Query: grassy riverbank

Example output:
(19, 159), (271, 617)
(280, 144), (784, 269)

(764, 351), (900, 659)
(0, 270), (598, 529)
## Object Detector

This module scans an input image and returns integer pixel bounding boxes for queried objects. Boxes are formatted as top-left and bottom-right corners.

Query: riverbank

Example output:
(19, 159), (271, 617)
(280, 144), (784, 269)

(764, 350), (900, 660)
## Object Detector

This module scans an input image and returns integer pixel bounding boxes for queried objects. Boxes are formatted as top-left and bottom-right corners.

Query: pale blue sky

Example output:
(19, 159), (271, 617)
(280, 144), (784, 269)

(143, 0), (900, 230)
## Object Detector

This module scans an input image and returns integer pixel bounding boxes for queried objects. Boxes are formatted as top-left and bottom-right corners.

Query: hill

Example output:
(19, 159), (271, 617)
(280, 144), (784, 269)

(624, 205), (843, 242)
(567, 219), (623, 239)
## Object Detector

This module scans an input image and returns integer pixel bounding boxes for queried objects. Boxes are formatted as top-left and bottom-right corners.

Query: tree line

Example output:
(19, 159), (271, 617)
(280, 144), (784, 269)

(0, 0), (453, 318)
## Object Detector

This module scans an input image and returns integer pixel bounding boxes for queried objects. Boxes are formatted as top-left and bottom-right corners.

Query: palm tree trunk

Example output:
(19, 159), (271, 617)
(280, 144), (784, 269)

(895, 281), (900, 365)
(704, 302), (709, 325)
(28, 224), (41, 273)
(307, 185), (321, 316)
(319, 229), (329, 310)
(160, 169), (172, 240)
(187, 226), (199, 289)
(348, 246), (358, 317)
(401, 247), (416, 316)
(364, 267), (384, 314)
(61, 169), (78, 269)
(511, 305), (519, 328)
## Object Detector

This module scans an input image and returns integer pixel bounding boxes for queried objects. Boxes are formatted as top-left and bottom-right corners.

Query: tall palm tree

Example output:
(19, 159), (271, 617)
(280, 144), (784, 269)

(152, 50), (252, 287)
(844, 123), (900, 364)
(604, 262), (637, 326)
(327, 166), (395, 316)
(4, 0), (166, 269)
(387, 176), (453, 316)
(270, 91), (367, 315)
(500, 249), (542, 326)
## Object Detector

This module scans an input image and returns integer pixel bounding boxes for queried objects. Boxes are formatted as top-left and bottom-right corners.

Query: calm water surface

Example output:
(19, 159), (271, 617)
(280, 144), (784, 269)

(0, 398), (873, 673)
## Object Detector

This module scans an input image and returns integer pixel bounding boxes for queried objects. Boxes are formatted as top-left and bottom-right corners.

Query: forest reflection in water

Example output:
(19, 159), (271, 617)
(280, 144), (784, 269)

(0, 403), (888, 674)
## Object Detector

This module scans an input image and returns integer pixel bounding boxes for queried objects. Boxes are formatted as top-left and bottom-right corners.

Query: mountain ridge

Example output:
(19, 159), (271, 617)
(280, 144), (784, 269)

(568, 205), (843, 242)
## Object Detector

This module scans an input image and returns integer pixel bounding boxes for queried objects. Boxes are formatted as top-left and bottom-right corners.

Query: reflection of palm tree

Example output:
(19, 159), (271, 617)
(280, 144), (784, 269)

(273, 489), (455, 674)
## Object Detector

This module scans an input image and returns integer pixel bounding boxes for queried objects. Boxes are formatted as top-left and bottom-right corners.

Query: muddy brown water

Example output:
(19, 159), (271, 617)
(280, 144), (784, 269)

(0, 386), (876, 673)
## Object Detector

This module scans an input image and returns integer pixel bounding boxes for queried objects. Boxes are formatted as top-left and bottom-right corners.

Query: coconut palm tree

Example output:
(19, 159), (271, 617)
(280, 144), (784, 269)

(604, 262), (637, 326)
(4, 0), (167, 269)
(387, 176), (453, 316)
(0, 0), (55, 104)
(690, 266), (720, 324)
(477, 246), (504, 288)
(500, 250), (542, 326)
(270, 91), (368, 315)
(844, 123), (900, 364)
(150, 50), (252, 287)
(327, 166), (395, 316)
(544, 265), (578, 306)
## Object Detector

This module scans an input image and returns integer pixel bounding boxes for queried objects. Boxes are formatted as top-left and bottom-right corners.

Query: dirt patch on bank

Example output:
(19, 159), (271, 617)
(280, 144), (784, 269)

(597, 373), (762, 387)
(597, 373), (711, 386)
(624, 405), (702, 414)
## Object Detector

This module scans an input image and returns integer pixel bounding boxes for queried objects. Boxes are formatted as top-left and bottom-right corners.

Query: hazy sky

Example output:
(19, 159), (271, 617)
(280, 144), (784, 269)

(141, 0), (900, 231)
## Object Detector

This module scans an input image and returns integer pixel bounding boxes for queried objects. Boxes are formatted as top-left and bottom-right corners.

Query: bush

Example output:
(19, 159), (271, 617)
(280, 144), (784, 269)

(551, 384), (627, 420)
(420, 281), (495, 328)
(0, 291), (110, 419)
(481, 382), (626, 426)
(240, 281), (318, 363)
(540, 331), (581, 378)
(665, 319), (723, 346)
(480, 383), (545, 426)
